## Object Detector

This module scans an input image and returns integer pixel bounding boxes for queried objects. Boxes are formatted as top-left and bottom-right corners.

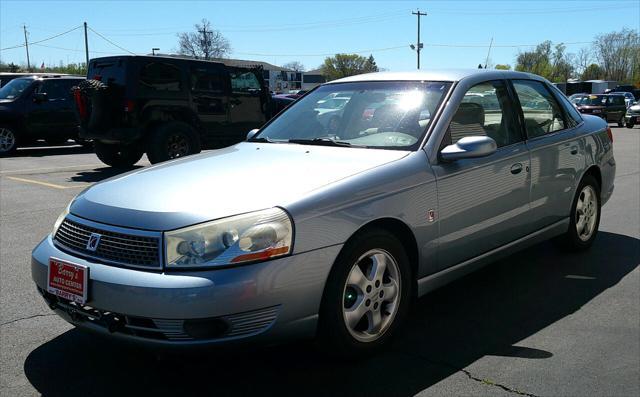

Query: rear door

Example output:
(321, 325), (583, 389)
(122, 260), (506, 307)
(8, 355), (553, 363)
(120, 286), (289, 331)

(606, 95), (626, 122)
(26, 79), (79, 136)
(433, 79), (531, 271)
(511, 79), (582, 231)
(189, 64), (230, 139)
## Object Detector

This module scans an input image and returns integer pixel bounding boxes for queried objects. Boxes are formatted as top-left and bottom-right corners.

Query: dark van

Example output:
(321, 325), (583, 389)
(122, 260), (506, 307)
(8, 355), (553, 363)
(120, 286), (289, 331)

(76, 55), (274, 166)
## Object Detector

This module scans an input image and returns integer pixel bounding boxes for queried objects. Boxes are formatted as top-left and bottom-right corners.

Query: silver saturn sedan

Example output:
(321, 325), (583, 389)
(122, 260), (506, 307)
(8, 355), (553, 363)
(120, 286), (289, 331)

(32, 69), (615, 355)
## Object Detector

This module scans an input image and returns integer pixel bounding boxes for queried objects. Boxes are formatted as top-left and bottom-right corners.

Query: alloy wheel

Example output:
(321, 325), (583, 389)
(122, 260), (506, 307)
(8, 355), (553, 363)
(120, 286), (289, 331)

(575, 185), (598, 242)
(166, 133), (190, 159)
(342, 249), (401, 343)
(0, 127), (16, 153)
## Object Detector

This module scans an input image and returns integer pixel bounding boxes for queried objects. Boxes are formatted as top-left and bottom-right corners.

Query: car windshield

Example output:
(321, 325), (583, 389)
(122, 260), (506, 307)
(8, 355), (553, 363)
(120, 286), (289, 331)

(0, 78), (32, 100)
(578, 95), (606, 106)
(254, 81), (451, 149)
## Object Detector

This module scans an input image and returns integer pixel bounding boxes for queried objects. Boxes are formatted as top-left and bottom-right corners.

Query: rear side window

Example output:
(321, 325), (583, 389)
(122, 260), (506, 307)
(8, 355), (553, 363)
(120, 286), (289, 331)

(139, 62), (182, 92)
(230, 70), (261, 94)
(36, 80), (76, 100)
(512, 80), (566, 139)
(89, 59), (125, 86)
(550, 85), (582, 128)
(191, 67), (225, 94)
(608, 96), (625, 106)
(447, 80), (522, 148)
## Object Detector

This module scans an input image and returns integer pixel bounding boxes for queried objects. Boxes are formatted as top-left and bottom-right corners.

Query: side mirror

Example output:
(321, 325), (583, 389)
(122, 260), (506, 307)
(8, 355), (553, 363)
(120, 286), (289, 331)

(246, 129), (259, 141)
(33, 92), (48, 103)
(440, 136), (497, 161)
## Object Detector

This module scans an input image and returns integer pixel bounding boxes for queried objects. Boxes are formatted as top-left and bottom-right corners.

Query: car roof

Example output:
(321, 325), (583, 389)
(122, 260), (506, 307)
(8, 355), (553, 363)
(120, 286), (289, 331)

(15, 75), (84, 81)
(327, 69), (543, 84)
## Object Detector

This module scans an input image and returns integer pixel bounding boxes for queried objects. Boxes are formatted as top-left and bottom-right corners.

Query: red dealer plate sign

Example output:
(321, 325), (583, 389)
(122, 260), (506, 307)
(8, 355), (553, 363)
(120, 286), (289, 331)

(48, 258), (88, 304)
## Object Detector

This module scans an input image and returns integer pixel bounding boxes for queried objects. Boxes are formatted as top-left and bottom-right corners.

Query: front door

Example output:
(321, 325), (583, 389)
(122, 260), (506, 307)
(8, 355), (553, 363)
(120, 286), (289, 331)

(227, 68), (267, 139)
(433, 80), (531, 270)
(27, 79), (78, 137)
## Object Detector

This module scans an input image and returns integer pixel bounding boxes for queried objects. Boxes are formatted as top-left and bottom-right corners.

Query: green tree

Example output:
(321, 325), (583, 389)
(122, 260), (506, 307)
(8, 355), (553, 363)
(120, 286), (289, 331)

(593, 28), (639, 83)
(495, 64), (511, 70)
(321, 53), (379, 81)
(581, 63), (604, 81)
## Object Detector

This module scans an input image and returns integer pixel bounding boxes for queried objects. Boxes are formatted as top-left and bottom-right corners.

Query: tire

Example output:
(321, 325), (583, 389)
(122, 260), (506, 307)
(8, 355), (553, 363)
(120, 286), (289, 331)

(627, 121), (635, 129)
(74, 138), (93, 148)
(146, 121), (201, 164)
(94, 141), (144, 168)
(555, 174), (601, 251)
(0, 126), (19, 156)
(317, 228), (412, 357)
(617, 115), (624, 128)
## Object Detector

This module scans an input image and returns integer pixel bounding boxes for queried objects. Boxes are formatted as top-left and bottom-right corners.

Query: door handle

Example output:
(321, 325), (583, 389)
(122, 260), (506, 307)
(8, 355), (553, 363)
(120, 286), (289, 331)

(510, 163), (523, 174)
(570, 147), (578, 155)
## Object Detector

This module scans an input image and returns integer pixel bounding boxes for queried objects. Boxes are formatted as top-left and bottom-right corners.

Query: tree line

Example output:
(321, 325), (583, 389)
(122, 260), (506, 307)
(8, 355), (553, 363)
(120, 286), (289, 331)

(498, 28), (639, 84)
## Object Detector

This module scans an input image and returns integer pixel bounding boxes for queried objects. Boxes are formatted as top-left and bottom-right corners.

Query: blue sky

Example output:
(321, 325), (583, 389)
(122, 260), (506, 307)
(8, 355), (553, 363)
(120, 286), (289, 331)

(1, 0), (638, 71)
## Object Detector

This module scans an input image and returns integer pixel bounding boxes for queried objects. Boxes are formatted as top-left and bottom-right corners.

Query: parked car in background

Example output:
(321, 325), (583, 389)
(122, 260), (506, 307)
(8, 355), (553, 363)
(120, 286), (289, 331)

(270, 93), (295, 113)
(575, 94), (627, 126)
(75, 55), (275, 166)
(32, 69), (614, 355)
(0, 75), (85, 155)
(568, 93), (588, 105)
(609, 91), (635, 108)
(0, 72), (71, 88)
(624, 102), (640, 128)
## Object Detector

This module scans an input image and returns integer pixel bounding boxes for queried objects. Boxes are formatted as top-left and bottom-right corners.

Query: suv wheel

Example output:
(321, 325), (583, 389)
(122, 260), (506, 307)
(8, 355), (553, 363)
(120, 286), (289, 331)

(617, 115), (624, 128)
(317, 228), (412, 357)
(555, 174), (601, 251)
(94, 141), (144, 168)
(0, 126), (18, 156)
(146, 122), (201, 164)
(627, 121), (635, 128)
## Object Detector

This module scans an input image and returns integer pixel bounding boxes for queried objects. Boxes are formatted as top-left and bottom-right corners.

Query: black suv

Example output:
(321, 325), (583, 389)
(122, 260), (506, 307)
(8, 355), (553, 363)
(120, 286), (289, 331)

(0, 75), (85, 155)
(76, 55), (275, 166)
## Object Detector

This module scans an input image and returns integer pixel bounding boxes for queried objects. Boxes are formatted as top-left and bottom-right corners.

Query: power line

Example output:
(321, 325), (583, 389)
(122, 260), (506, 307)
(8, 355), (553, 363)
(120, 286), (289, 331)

(1, 25), (82, 51)
(33, 43), (115, 55)
(87, 27), (136, 55)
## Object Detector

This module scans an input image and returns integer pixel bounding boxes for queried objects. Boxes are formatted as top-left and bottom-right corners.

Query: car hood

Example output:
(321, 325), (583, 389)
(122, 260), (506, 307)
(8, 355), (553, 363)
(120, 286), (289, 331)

(71, 142), (409, 230)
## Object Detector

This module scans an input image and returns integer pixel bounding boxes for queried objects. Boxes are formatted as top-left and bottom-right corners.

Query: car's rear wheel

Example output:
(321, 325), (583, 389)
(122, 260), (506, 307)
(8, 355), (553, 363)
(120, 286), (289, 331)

(0, 126), (18, 156)
(146, 122), (201, 164)
(94, 141), (144, 168)
(617, 115), (625, 128)
(627, 121), (635, 128)
(317, 228), (411, 357)
(555, 174), (601, 251)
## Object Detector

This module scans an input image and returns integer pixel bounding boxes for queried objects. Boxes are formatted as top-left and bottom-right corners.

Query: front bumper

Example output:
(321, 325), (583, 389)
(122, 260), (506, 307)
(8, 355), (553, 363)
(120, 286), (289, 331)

(32, 236), (342, 346)
(624, 114), (639, 124)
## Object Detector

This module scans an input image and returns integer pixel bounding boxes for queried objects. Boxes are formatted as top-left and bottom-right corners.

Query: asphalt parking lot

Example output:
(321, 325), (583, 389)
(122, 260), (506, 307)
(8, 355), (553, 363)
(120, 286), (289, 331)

(1, 126), (638, 397)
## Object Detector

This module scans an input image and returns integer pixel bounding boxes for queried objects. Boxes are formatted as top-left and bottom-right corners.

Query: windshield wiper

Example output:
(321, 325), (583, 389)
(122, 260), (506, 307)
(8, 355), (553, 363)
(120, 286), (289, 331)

(287, 138), (359, 147)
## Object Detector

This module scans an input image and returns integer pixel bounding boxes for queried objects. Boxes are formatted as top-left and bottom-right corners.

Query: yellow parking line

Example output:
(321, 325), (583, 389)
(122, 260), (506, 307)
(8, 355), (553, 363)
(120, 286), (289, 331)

(6, 176), (87, 190)
(0, 164), (103, 175)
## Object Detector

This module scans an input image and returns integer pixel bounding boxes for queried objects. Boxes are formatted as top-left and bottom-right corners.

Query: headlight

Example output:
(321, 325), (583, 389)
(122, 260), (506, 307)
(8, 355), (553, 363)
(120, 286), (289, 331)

(165, 208), (293, 268)
(52, 202), (71, 236)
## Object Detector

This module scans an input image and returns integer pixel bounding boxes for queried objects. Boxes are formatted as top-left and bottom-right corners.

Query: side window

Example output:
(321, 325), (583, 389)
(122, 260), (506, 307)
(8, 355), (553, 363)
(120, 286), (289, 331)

(190, 67), (225, 94)
(447, 80), (522, 148)
(611, 96), (625, 106)
(551, 85), (582, 128)
(230, 70), (261, 94)
(139, 62), (182, 92)
(512, 80), (566, 138)
(36, 80), (71, 100)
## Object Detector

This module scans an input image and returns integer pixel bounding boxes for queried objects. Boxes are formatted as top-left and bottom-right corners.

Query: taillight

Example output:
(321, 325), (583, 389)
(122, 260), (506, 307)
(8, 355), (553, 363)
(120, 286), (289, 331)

(124, 99), (134, 113)
(606, 127), (613, 143)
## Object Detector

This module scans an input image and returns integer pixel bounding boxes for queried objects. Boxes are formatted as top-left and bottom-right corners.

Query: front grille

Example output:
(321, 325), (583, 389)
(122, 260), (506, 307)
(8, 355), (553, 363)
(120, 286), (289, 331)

(54, 218), (161, 269)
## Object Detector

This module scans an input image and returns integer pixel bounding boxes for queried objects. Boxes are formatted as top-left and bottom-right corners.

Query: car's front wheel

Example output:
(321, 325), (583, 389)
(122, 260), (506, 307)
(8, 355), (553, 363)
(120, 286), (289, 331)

(94, 141), (144, 168)
(0, 126), (19, 156)
(627, 121), (635, 128)
(317, 228), (411, 357)
(556, 174), (601, 251)
(617, 115), (625, 128)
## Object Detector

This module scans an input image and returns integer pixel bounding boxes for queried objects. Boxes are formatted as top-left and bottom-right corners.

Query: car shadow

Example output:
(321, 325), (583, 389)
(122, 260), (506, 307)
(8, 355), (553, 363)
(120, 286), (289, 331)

(69, 166), (144, 183)
(23, 231), (639, 396)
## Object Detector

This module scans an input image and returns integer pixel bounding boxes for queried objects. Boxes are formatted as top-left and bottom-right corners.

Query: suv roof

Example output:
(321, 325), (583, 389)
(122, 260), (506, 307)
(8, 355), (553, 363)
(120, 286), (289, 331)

(13, 75), (84, 81)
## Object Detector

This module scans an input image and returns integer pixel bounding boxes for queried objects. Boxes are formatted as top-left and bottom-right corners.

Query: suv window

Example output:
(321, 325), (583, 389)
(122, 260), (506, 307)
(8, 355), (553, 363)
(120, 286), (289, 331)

(230, 71), (261, 94)
(191, 67), (225, 93)
(139, 62), (182, 92)
(512, 80), (566, 138)
(36, 79), (76, 100)
(447, 80), (522, 148)
(608, 96), (625, 106)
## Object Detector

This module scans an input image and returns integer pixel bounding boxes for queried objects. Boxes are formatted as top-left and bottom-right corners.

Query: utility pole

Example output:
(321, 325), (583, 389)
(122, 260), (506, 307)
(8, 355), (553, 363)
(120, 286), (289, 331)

(412, 9), (427, 69)
(23, 24), (31, 71)
(152, 48), (160, 56)
(484, 37), (494, 69)
(198, 26), (211, 59)
(84, 22), (89, 68)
